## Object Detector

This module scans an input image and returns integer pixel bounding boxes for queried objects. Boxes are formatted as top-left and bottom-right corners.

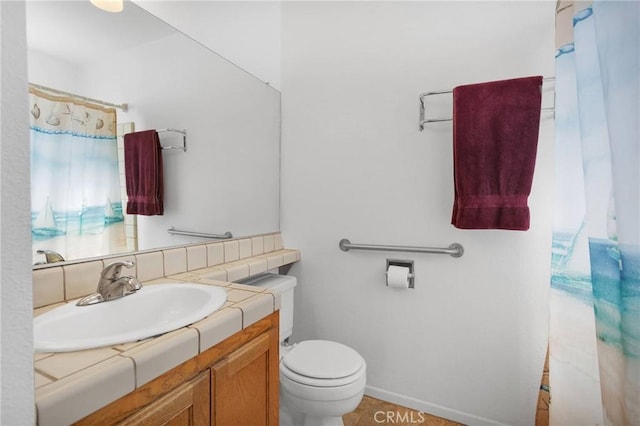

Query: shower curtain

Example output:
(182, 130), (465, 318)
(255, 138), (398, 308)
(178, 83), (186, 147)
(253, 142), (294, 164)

(29, 87), (126, 262)
(551, 1), (639, 425)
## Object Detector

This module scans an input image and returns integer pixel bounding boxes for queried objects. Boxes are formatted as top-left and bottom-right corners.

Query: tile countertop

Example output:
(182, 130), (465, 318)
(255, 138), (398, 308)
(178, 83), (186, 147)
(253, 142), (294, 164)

(33, 248), (300, 426)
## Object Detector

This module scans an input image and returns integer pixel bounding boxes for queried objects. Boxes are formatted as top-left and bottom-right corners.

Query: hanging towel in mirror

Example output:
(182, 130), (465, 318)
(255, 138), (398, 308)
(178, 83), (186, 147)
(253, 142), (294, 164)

(124, 130), (164, 215)
(451, 76), (543, 230)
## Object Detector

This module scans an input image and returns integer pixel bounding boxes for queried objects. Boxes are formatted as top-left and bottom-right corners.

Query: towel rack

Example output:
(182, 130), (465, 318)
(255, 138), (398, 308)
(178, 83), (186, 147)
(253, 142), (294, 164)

(418, 77), (555, 131)
(168, 226), (233, 239)
(157, 129), (187, 151)
(339, 239), (464, 258)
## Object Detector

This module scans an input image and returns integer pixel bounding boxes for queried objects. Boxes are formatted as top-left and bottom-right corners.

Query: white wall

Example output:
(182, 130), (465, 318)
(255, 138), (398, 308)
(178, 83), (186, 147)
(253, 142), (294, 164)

(280, 2), (554, 425)
(0, 1), (35, 423)
(27, 50), (81, 94)
(134, 0), (282, 90)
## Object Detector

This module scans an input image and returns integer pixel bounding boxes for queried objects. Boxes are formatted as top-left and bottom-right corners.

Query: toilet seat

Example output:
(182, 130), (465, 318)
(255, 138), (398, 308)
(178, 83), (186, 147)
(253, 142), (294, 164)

(281, 340), (365, 387)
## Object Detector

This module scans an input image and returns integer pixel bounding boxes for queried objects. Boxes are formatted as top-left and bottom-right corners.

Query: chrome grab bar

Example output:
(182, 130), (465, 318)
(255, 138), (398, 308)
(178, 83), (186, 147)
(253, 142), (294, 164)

(339, 239), (463, 258)
(168, 226), (233, 239)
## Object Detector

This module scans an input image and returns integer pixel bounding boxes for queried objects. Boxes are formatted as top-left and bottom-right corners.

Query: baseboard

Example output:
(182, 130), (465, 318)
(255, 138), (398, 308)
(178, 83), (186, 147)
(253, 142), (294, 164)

(364, 385), (509, 426)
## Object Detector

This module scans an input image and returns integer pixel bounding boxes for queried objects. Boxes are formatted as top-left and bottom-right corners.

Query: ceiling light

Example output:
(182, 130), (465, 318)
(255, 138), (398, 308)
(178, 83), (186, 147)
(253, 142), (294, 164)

(90, 0), (123, 13)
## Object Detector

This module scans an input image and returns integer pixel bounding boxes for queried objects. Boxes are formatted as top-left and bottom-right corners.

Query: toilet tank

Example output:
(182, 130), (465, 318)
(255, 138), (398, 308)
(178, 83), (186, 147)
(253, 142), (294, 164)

(237, 273), (297, 343)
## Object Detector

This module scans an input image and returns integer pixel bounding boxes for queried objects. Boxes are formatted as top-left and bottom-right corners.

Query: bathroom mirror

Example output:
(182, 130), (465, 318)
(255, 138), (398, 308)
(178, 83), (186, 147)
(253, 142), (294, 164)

(27, 0), (280, 265)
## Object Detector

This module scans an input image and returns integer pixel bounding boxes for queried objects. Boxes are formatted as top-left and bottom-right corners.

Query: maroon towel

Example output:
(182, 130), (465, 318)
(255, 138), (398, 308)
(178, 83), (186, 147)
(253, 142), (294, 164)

(451, 76), (542, 230)
(124, 130), (164, 215)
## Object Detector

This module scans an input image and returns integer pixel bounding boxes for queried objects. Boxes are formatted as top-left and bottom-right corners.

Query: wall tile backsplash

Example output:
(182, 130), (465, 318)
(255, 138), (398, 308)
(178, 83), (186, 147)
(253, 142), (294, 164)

(239, 238), (252, 259)
(162, 247), (187, 276)
(32, 233), (293, 309)
(223, 240), (240, 262)
(134, 251), (165, 283)
(186, 245), (207, 271)
(64, 261), (104, 301)
(263, 234), (275, 253)
(251, 236), (264, 255)
(207, 242), (225, 266)
(33, 267), (64, 308)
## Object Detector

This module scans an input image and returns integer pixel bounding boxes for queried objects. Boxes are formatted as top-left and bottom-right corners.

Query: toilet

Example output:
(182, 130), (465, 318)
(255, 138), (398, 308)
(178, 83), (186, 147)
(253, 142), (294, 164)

(239, 273), (366, 426)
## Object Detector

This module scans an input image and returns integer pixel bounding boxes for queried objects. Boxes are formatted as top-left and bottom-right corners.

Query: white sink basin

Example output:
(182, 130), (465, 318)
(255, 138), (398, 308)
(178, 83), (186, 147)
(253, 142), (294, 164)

(34, 283), (227, 352)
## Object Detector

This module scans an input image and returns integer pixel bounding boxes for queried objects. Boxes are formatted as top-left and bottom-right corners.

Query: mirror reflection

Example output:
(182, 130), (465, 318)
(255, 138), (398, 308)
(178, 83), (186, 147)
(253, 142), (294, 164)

(27, 0), (281, 265)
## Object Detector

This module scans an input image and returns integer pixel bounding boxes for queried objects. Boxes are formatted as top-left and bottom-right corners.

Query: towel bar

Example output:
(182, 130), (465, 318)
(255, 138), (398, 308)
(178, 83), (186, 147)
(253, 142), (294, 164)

(158, 128), (187, 151)
(168, 226), (232, 239)
(418, 77), (555, 130)
(339, 239), (463, 258)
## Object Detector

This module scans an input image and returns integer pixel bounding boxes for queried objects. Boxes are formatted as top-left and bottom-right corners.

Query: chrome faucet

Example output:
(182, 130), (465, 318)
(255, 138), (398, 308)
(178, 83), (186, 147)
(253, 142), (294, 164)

(76, 261), (142, 306)
(36, 249), (65, 264)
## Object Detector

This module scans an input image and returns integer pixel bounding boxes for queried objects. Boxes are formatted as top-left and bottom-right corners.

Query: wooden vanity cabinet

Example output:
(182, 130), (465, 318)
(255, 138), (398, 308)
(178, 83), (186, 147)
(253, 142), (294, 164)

(118, 370), (210, 425)
(212, 331), (277, 426)
(75, 311), (279, 426)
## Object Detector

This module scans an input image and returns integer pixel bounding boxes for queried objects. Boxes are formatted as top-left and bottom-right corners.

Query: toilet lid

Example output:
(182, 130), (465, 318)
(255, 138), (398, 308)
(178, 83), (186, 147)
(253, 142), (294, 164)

(282, 340), (364, 379)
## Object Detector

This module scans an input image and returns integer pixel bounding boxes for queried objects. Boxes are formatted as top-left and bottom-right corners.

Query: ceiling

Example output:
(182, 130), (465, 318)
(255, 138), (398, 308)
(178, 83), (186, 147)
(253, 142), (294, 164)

(26, 0), (176, 65)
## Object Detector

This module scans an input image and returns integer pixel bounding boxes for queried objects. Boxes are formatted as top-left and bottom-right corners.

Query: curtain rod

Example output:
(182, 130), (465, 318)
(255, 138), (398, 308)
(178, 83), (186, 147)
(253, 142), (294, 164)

(29, 82), (128, 112)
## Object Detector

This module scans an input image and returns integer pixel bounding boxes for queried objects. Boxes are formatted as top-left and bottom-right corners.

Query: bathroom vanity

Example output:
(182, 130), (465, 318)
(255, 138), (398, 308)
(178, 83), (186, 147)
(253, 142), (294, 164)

(78, 311), (279, 425)
(32, 233), (299, 425)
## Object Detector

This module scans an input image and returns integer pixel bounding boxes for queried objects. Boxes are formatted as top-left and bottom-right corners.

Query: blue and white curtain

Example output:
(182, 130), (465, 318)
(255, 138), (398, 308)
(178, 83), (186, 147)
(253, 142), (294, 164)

(29, 87), (126, 263)
(551, 1), (639, 425)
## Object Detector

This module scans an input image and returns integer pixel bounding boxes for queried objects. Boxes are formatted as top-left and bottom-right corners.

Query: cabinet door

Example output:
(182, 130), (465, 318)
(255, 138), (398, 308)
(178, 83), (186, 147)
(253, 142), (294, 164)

(118, 370), (210, 426)
(212, 329), (279, 426)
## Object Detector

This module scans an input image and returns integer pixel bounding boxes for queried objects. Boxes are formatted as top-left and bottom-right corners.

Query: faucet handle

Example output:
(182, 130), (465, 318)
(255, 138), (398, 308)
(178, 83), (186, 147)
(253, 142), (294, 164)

(101, 260), (135, 280)
(124, 277), (142, 294)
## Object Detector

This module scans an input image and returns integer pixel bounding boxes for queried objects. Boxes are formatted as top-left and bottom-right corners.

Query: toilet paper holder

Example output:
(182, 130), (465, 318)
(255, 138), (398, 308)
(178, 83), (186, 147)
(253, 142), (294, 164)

(386, 259), (415, 289)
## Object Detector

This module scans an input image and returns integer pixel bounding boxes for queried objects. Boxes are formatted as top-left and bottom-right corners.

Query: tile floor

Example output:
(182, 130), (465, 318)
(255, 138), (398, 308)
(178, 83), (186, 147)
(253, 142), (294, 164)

(535, 351), (550, 426)
(344, 354), (550, 426)
(343, 396), (462, 426)
(39, 346), (545, 425)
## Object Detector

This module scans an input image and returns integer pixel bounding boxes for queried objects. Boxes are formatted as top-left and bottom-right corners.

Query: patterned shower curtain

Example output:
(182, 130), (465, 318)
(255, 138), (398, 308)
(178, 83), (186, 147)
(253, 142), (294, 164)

(551, 1), (639, 425)
(29, 87), (126, 263)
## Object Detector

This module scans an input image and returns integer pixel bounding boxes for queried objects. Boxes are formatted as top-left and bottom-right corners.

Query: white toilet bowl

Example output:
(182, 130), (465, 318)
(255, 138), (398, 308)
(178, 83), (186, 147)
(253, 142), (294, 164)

(237, 274), (366, 426)
(279, 340), (366, 426)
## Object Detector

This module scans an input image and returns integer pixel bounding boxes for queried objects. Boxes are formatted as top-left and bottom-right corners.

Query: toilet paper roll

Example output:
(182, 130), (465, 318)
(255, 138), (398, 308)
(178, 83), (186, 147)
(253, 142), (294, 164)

(386, 265), (411, 289)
